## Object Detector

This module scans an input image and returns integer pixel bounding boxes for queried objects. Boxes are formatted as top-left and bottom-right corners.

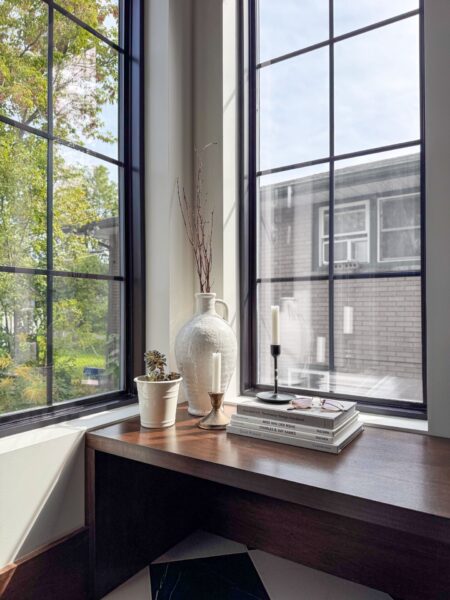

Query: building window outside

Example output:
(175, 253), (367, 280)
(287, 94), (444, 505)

(0, 1), (131, 418)
(319, 201), (370, 267)
(248, 1), (425, 410)
(378, 194), (421, 263)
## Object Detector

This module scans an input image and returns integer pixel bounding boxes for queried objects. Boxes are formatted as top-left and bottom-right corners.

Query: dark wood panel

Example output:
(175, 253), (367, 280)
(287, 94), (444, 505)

(86, 404), (450, 542)
(0, 528), (88, 600)
(91, 451), (201, 599)
(201, 480), (450, 600)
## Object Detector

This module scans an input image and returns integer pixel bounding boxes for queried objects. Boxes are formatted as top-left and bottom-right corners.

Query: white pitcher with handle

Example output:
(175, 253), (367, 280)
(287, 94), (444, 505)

(175, 293), (237, 416)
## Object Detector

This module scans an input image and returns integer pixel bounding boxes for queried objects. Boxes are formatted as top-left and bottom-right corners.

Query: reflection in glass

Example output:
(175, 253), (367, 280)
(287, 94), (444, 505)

(257, 282), (329, 389)
(334, 147), (421, 272)
(334, 17), (420, 155)
(0, 123), (47, 269)
(259, 48), (329, 171)
(53, 277), (121, 402)
(257, 164), (329, 278)
(56, 0), (119, 44)
(0, 0), (48, 129)
(53, 144), (120, 276)
(53, 11), (119, 158)
(0, 274), (47, 414)
(334, 0), (419, 36)
(334, 277), (422, 402)
(258, 0), (328, 63)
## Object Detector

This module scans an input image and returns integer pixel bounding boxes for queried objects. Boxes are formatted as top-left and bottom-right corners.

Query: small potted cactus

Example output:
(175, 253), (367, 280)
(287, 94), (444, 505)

(134, 350), (182, 428)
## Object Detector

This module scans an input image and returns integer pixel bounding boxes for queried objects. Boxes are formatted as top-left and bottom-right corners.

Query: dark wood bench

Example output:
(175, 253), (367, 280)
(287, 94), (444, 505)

(86, 404), (450, 599)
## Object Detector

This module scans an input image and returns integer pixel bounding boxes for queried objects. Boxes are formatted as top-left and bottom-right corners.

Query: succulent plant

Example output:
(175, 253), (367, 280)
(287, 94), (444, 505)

(144, 350), (180, 382)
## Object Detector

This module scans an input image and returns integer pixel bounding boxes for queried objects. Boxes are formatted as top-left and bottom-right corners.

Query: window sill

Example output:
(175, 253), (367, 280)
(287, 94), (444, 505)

(0, 395), (138, 439)
(225, 396), (428, 435)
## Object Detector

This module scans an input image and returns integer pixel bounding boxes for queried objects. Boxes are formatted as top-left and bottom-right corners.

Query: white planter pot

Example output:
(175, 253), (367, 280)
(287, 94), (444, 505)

(175, 293), (237, 416)
(134, 376), (182, 428)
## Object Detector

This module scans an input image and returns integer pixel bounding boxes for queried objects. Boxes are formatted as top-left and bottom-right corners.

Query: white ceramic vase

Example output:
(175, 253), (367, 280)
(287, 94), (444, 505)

(134, 376), (182, 428)
(175, 293), (237, 416)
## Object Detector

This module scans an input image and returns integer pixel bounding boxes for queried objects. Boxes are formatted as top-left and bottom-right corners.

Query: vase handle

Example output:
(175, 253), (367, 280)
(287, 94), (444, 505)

(215, 298), (229, 321)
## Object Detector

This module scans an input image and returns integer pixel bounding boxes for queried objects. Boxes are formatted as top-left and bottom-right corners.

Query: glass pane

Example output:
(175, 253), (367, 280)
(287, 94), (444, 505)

(0, 0), (48, 129)
(352, 239), (368, 262)
(334, 277), (422, 402)
(53, 11), (119, 158)
(335, 17), (420, 155)
(53, 145), (120, 275)
(380, 229), (420, 261)
(55, 0), (119, 44)
(258, 164), (329, 278)
(53, 277), (122, 402)
(335, 206), (366, 235)
(334, 0), (419, 36)
(0, 123), (47, 269)
(257, 281), (329, 389)
(0, 273), (47, 415)
(259, 48), (329, 171)
(380, 194), (420, 229)
(258, 0), (328, 63)
(333, 240), (348, 262)
(334, 146), (421, 272)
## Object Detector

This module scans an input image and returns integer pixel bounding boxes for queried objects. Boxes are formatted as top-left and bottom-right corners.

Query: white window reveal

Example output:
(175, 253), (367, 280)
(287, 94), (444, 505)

(319, 201), (370, 266)
(377, 193), (420, 262)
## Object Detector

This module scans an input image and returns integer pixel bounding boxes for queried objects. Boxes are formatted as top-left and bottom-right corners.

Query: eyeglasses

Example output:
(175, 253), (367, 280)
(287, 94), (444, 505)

(287, 397), (346, 412)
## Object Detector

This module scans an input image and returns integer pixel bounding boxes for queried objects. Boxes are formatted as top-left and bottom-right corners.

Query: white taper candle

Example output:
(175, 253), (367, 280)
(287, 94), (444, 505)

(211, 352), (222, 393)
(271, 305), (280, 345)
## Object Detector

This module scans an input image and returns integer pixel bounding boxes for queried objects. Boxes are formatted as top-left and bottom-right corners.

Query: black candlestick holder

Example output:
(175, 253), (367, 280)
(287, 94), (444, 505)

(256, 345), (296, 403)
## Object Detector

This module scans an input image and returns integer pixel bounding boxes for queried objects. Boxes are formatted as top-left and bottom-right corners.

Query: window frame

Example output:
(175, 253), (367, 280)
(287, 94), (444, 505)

(239, 0), (427, 419)
(0, 0), (145, 434)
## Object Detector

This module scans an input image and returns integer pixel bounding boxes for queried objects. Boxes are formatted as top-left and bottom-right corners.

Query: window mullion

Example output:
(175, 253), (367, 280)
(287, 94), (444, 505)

(46, 2), (54, 406)
(328, 0), (335, 371)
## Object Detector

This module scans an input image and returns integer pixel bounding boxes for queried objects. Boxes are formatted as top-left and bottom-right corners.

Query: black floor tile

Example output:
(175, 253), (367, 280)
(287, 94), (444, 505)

(150, 553), (270, 600)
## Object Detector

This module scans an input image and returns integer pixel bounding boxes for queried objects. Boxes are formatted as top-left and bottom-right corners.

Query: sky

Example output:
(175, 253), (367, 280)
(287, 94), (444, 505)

(258, 0), (421, 173)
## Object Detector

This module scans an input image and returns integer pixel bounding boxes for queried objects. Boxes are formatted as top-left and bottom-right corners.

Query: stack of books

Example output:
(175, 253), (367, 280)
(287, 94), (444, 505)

(227, 398), (363, 454)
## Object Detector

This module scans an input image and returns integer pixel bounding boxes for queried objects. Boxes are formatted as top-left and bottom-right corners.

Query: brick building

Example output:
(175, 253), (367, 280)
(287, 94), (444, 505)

(258, 153), (423, 402)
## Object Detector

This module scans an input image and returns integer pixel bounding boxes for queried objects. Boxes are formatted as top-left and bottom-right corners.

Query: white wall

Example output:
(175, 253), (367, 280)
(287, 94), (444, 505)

(146, 0), (195, 373)
(425, 0), (450, 438)
(193, 0), (240, 398)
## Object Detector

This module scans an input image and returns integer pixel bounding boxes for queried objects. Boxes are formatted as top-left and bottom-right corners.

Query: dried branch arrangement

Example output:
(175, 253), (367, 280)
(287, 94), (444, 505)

(178, 143), (217, 293)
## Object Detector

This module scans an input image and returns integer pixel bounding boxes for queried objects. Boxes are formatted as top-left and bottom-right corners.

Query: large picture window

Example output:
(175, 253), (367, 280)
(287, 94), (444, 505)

(0, 0), (144, 422)
(242, 0), (425, 413)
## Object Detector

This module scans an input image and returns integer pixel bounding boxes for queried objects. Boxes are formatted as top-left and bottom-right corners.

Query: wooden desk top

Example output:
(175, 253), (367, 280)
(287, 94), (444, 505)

(87, 404), (450, 542)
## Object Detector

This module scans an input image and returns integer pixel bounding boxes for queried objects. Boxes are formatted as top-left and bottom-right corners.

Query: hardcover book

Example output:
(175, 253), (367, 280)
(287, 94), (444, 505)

(227, 419), (363, 454)
(237, 398), (357, 430)
(229, 411), (359, 442)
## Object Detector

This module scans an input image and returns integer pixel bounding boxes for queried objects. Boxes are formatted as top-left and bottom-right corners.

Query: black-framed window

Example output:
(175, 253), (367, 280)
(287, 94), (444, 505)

(0, 0), (145, 426)
(241, 0), (426, 416)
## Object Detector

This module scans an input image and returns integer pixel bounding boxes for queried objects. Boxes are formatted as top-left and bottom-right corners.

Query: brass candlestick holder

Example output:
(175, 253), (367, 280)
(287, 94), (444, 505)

(198, 392), (230, 430)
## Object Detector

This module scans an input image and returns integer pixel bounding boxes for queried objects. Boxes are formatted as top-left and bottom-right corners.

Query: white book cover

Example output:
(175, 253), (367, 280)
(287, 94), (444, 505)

(227, 419), (364, 454)
(230, 412), (359, 442)
(237, 398), (357, 429)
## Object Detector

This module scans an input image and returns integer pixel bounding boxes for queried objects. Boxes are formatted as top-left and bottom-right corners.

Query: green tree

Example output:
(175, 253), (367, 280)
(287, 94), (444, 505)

(0, 0), (120, 413)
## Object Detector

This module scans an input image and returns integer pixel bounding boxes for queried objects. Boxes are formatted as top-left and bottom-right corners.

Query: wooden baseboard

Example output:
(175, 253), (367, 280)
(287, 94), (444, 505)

(0, 528), (88, 600)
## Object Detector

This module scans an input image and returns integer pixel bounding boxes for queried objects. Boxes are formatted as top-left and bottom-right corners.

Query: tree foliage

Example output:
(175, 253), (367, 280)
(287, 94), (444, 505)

(0, 1), (120, 413)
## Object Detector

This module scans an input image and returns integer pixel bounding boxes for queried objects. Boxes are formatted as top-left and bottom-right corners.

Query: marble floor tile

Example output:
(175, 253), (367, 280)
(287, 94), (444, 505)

(150, 553), (269, 600)
(101, 566), (151, 600)
(152, 529), (247, 564)
(249, 550), (391, 600)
